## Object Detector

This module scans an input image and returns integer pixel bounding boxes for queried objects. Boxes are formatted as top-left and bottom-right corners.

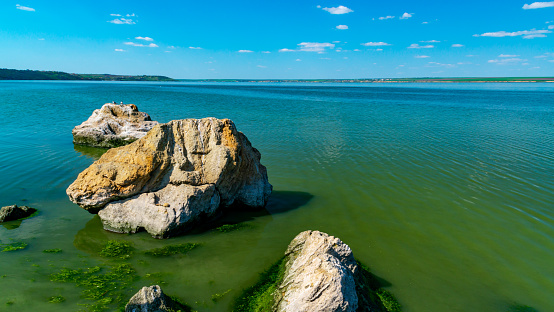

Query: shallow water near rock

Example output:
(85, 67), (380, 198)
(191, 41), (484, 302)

(0, 81), (553, 311)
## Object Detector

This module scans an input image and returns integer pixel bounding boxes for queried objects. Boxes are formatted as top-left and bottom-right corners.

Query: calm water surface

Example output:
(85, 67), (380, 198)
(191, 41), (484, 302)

(0, 81), (553, 311)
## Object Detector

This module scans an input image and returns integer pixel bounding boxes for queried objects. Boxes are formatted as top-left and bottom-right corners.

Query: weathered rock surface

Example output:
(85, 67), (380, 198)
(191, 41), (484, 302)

(0, 205), (37, 222)
(125, 285), (186, 312)
(72, 103), (158, 148)
(67, 118), (272, 238)
(275, 230), (359, 312)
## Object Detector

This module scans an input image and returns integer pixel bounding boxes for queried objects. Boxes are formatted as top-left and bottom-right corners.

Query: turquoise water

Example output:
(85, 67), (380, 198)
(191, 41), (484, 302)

(0, 81), (553, 311)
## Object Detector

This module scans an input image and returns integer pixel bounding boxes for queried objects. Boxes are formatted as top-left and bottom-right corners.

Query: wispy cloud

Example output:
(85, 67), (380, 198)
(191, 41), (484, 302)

(451, 44), (464, 47)
(421, 40), (440, 43)
(361, 42), (391, 46)
(488, 58), (525, 64)
(262, 51), (271, 53)
(16, 4), (35, 11)
(124, 42), (158, 47)
(110, 13), (121, 16)
(523, 1), (554, 9)
(238, 50), (254, 53)
(320, 5), (353, 14)
(115, 49), (126, 52)
(499, 54), (519, 57)
(427, 62), (455, 68)
(415, 55), (430, 58)
(336, 25), (348, 30)
(189, 46), (202, 49)
(408, 43), (434, 49)
(400, 12), (413, 19)
(549, 25), (554, 29)
(135, 36), (153, 41)
(379, 16), (395, 20)
(474, 29), (551, 39)
(108, 18), (136, 25)
(279, 48), (295, 52)
(298, 42), (335, 52)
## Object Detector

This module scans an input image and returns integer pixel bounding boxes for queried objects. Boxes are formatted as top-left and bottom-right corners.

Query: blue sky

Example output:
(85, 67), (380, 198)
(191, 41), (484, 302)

(1, 0), (554, 79)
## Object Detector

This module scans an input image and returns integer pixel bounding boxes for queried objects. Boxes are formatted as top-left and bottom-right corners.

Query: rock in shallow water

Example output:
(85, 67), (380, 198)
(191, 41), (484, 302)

(275, 230), (359, 312)
(72, 103), (158, 148)
(67, 118), (272, 238)
(0, 205), (37, 222)
(125, 285), (186, 312)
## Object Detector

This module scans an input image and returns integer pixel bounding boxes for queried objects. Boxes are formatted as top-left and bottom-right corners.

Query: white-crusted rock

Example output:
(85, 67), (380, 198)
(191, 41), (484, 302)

(72, 103), (158, 148)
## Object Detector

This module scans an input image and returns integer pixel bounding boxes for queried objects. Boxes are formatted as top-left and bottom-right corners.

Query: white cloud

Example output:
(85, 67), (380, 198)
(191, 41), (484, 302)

(499, 54), (519, 57)
(320, 57), (331, 60)
(238, 50), (254, 53)
(361, 42), (391, 46)
(488, 58), (525, 64)
(422, 22), (429, 24)
(452, 44), (464, 47)
(16, 4), (35, 11)
(108, 18), (136, 25)
(295, 59), (302, 61)
(474, 29), (551, 39)
(126, 13), (136, 17)
(332, 41), (341, 43)
(321, 6), (353, 14)
(378, 16), (395, 20)
(415, 55), (430, 58)
(189, 46), (202, 49)
(375, 48), (383, 51)
(124, 42), (158, 47)
(262, 51), (271, 53)
(523, 2), (554, 9)
(549, 25), (554, 29)
(38, 38), (45, 41)
(135, 36), (154, 41)
(279, 48), (295, 52)
(427, 62), (455, 68)
(115, 49), (126, 52)
(298, 42), (335, 52)
(110, 14), (121, 16)
(400, 12), (413, 19)
(167, 46), (176, 49)
(408, 43), (434, 49)
(353, 49), (360, 51)
(336, 25), (348, 30)
(421, 40), (440, 43)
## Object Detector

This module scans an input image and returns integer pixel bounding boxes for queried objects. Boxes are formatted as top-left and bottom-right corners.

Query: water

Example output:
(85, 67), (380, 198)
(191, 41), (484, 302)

(0, 81), (553, 311)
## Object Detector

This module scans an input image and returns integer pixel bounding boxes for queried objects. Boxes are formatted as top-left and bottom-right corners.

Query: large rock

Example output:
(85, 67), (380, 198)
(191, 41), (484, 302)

(67, 118), (272, 238)
(72, 103), (158, 148)
(275, 230), (359, 312)
(0, 205), (37, 222)
(125, 285), (187, 312)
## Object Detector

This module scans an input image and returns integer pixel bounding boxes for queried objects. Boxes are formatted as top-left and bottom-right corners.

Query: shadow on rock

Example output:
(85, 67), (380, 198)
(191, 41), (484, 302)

(73, 144), (109, 160)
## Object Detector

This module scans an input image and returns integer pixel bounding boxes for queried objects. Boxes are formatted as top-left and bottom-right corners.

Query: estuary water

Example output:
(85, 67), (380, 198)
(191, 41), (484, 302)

(0, 81), (553, 312)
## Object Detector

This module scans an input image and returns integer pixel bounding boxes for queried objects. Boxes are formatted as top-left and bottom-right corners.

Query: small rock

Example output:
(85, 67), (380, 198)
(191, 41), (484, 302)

(0, 205), (37, 222)
(125, 285), (186, 312)
(72, 103), (158, 148)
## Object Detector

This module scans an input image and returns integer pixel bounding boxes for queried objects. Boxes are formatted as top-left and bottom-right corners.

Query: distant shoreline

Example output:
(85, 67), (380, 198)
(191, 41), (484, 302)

(1, 68), (553, 83)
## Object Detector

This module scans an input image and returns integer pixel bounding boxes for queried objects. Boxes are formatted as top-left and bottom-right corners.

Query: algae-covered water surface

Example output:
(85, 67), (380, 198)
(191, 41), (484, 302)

(1, 81), (553, 311)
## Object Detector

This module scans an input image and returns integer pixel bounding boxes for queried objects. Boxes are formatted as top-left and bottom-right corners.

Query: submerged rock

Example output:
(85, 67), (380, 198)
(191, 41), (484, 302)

(125, 285), (188, 312)
(67, 118), (272, 238)
(0, 205), (37, 222)
(72, 103), (158, 148)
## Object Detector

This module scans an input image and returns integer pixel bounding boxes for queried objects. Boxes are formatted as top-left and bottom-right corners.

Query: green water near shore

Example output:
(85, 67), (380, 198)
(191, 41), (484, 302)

(1, 81), (553, 311)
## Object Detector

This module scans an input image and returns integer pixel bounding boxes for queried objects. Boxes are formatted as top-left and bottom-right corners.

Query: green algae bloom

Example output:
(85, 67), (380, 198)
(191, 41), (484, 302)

(144, 243), (200, 257)
(100, 240), (133, 259)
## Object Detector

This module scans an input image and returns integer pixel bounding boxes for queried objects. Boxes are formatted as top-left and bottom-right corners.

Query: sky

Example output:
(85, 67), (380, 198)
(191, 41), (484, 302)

(1, 0), (554, 79)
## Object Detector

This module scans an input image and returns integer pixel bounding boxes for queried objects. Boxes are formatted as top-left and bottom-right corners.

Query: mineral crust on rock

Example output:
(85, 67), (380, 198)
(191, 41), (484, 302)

(72, 103), (158, 148)
(66, 118), (272, 238)
(275, 230), (359, 312)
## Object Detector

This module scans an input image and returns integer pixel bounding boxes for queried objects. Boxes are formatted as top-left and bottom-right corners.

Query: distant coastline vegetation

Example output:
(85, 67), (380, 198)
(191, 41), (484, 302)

(1, 67), (554, 83)
(0, 68), (175, 81)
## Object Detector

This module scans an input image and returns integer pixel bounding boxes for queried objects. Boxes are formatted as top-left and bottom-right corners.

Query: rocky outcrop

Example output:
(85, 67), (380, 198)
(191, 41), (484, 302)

(275, 231), (359, 312)
(125, 285), (188, 312)
(66, 118), (272, 238)
(0, 205), (37, 222)
(72, 103), (158, 148)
